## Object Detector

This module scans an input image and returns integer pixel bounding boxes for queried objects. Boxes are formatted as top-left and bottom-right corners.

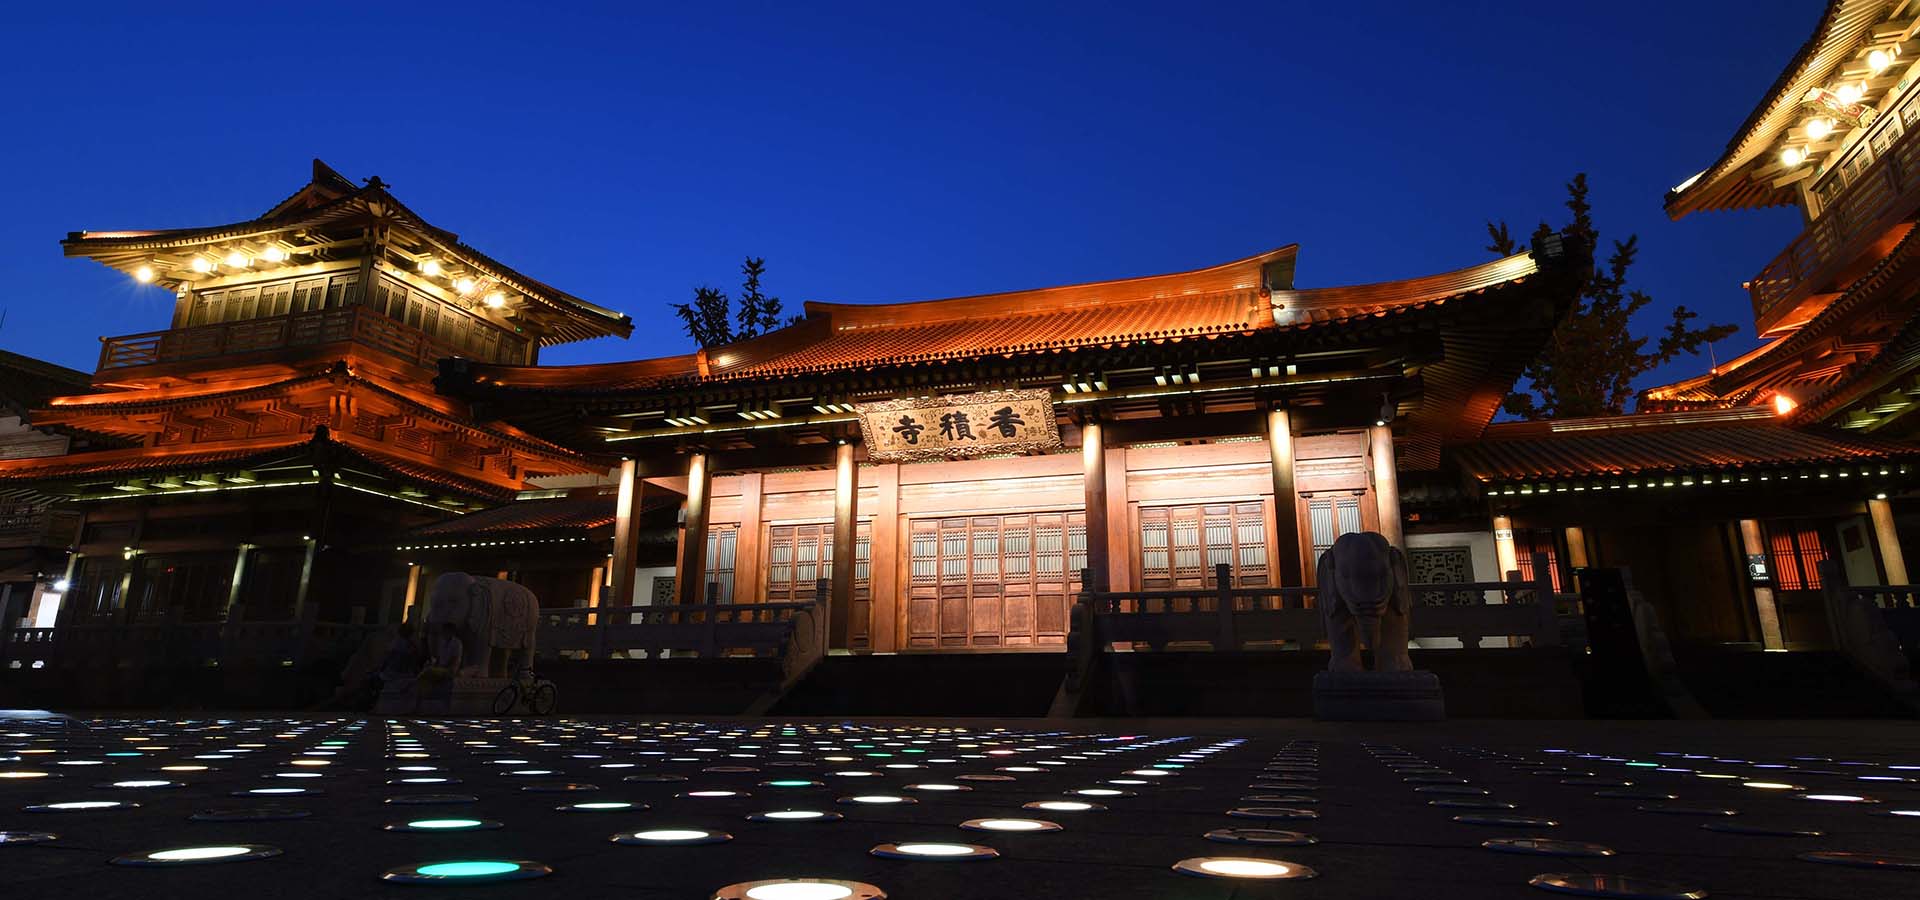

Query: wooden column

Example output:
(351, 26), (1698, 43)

(222, 544), (250, 621)
(1492, 514), (1519, 579)
(1738, 518), (1786, 650)
(870, 463), (901, 653)
(1563, 526), (1590, 592)
(676, 450), (712, 605)
(608, 459), (647, 609)
(1104, 447), (1130, 592)
(1081, 420), (1110, 590)
(1370, 423), (1403, 547)
(1266, 408), (1302, 585)
(735, 473), (766, 603)
(401, 563), (422, 623)
(1868, 497), (1909, 585)
(829, 441), (859, 649)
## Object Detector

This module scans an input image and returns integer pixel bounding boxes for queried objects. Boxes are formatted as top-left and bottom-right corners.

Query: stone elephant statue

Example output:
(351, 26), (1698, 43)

(1317, 531), (1413, 673)
(424, 573), (539, 677)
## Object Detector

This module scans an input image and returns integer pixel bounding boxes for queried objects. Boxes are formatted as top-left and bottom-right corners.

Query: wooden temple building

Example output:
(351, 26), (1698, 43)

(1462, 0), (1920, 656)
(0, 161), (631, 631)
(8, 3), (1920, 714)
(435, 238), (1590, 653)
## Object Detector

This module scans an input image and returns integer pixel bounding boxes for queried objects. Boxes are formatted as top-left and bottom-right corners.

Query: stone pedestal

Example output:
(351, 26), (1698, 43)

(1312, 670), (1445, 721)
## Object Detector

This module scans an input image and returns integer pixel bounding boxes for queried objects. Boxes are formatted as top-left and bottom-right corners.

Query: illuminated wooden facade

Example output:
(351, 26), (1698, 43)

(0, 161), (631, 628)
(1478, 1), (1920, 652)
(442, 236), (1590, 652)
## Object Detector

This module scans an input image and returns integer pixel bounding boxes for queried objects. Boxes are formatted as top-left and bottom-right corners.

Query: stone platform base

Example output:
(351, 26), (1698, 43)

(1312, 670), (1446, 721)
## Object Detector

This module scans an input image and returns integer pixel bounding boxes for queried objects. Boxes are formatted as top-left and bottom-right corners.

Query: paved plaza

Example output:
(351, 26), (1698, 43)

(1, 715), (1917, 899)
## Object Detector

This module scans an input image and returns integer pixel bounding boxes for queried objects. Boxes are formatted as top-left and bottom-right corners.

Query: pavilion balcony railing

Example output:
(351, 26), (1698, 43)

(97, 306), (464, 373)
(1751, 79), (1920, 331)
(1074, 563), (1567, 655)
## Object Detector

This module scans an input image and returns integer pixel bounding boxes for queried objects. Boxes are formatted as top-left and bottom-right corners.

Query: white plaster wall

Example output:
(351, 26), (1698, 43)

(1405, 529), (1500, 649)
(1835, 515), (1881, 586)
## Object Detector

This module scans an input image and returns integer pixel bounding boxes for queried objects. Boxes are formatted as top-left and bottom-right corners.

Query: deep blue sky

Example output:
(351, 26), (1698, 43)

(1, 2), (1813, 392)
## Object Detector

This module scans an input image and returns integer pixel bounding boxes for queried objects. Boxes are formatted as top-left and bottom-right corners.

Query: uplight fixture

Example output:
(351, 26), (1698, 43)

(456, 277), (477, 295)
(191, 256), (215, 273)
(420, 260), (443, 277)
(260, 245), (287, 263)
(1806, 118), (1834, 140)
(1173, 856), (1316, 879)
(224, 251), (250, 269)
(133, 265), (155, 283)
(1780, 147), (1806, 168)
(484, 291), (506, 309)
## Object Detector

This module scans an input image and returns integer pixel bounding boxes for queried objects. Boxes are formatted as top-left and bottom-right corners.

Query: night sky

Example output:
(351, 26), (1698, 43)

(0, 2), (1815, 397)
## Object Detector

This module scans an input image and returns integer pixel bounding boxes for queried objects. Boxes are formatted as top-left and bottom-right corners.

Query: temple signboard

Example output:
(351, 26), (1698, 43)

(856, 388), (1060, 461)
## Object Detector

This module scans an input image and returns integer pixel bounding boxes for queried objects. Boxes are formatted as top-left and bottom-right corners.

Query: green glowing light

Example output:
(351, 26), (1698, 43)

(417, 861), (520, 877)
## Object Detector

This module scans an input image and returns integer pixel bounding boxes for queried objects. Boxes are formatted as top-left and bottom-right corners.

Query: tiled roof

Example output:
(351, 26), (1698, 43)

(408, 494), (615, 536)
(338, 443), (520, 502)
(722, 288), (1266, 379)
(456, 246), (1545, 392)
(1455, 410), (1919, 482)
(63, 159), (632, 345)
(0, 441), (310, 483)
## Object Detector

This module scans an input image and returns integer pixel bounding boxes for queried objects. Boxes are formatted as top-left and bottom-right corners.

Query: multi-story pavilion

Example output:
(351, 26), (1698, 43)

(0, 161), (631, 628)
(438, 236), (1589, 652)
(1472, 0), (1920, 654)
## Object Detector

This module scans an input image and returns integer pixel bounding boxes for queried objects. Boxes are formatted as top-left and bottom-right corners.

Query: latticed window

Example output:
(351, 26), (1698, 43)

(702, 525), (738, 602)
(764, 523), (871, 602)
(1306, 494), (1365, 569)
(1139, 502), (1269, 589)
(1513, 528), (1566, 592)
(906, 513), (1082, 648)
(1766, 524), (1829, 591)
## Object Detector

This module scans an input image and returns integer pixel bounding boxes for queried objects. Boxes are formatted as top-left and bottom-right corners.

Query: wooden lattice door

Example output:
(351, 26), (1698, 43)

(907, 513), (1083, 648)
(1139, 501), (1271, 590)
(1301, 492), (1377, 579)
(765, 522), (872, 647)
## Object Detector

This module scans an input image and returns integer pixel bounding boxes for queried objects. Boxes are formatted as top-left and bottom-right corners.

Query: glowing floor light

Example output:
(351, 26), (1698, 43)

(1173, 856), (1316, 879)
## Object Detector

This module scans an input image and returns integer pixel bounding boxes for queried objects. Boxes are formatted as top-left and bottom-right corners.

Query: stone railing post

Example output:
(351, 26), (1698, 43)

(1533, 566), (1559, 646)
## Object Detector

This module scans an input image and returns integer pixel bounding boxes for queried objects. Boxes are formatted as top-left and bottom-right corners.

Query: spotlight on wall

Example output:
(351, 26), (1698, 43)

(1062, 372), (1107, 393)
(133, 265), (155, 283)
(1154, 366), (1201, 386)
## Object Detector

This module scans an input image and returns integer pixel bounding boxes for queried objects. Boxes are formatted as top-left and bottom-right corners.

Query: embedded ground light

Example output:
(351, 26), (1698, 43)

(1172, 856), (1316, 879)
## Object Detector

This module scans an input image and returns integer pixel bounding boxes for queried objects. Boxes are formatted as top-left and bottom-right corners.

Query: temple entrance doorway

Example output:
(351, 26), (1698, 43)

(904, 512), (1085, 649)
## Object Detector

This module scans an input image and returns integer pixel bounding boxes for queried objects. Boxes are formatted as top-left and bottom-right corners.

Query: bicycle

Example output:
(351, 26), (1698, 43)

(490, 668), (557, 715)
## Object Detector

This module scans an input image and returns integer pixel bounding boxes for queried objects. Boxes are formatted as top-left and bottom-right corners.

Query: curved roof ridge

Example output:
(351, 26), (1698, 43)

(804, 245), (1295, 330)
(1270, 250), (1537, 322)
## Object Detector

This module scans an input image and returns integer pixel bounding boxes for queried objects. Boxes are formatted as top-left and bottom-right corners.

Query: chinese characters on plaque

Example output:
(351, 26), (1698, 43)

(856, 389), (1061, 461)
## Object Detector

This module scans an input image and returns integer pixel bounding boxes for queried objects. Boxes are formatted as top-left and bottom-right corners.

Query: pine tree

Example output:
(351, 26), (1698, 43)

(734, 257), (784, 339)
(673, 285), (735, 348)
(1489, 174), (1738, 419)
